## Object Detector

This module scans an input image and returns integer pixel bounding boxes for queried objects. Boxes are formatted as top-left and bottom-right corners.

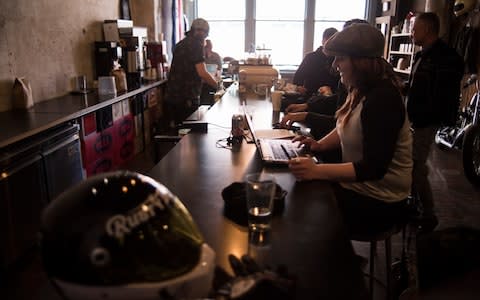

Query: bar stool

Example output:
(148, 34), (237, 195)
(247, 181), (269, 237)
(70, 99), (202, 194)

(350, 222), (405, 300)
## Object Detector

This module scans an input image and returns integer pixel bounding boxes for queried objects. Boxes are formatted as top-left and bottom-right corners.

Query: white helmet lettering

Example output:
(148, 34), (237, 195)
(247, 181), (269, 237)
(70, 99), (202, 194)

(105, 192), (168, 239)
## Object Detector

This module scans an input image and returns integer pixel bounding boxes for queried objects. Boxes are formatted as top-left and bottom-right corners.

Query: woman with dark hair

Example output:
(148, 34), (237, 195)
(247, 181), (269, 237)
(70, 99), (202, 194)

(289, 24), (412, 229)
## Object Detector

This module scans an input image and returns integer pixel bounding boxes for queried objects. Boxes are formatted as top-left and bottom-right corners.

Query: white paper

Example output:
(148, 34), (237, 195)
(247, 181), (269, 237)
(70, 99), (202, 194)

(255, 129), (296, 139)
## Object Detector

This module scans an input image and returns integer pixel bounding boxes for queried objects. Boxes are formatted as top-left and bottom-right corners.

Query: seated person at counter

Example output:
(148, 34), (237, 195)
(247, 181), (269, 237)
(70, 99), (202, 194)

(288, 24), (413, 230)
(292, 27), (340, 99)
(281, 19), (369, 140)
(204, 39), (222, 77)
(281, 82), (347, 140)
(201, 39), (223, 104)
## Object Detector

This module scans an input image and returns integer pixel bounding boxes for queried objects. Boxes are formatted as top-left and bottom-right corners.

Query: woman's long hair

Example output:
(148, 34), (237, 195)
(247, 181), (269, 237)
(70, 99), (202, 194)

(335, 57), (403, 125)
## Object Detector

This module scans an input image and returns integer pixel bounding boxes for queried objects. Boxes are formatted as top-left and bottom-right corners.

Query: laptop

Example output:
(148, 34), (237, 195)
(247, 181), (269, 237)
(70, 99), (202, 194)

(243, 108), (310, 165)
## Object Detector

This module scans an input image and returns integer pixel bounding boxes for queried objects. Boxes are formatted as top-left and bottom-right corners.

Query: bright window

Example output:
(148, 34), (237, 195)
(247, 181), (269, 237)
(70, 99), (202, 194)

(313, 0), (367, 48)
(255, 0), (305, 65)
(195, 0), (368, 66)
(197, 0), (246, 60)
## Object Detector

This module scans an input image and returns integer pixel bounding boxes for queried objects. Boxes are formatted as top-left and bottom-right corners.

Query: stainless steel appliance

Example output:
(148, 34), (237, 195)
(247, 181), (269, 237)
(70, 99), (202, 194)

(1, 124), (83, 270)
(95, 41), (123, 78)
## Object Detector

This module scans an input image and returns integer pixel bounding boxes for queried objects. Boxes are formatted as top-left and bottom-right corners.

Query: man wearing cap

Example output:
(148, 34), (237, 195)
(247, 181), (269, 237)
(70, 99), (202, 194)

(406, 12), (463, 233)
(165, 18), (218, 128)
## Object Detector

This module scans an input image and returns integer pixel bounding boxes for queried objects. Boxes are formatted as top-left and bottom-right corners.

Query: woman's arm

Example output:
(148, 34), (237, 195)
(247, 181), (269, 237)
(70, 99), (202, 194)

(289, 159), (356, 181)
(293, 127), (340, 152)
(315, 128), (341, 151)
(354, 86), (404, 181)
(289, 127), (354, 181)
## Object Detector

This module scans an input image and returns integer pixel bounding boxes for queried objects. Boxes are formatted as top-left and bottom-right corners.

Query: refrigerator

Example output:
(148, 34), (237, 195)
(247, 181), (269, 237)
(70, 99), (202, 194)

(1, 123), (83, 270)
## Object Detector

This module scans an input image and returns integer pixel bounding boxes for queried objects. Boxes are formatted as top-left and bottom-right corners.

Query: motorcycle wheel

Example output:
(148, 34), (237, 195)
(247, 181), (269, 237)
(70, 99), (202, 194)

(462, 124), (480, 186)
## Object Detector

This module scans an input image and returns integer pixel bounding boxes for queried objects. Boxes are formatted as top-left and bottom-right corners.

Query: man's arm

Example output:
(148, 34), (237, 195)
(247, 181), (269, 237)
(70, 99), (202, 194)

(307, 94), (339, 115)
(293, 53), (311, 86)
(196, 62), (218, 88)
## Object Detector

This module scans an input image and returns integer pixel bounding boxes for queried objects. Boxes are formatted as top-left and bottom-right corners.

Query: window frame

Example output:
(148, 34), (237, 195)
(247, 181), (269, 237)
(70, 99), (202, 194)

(191, 0), (374, 66)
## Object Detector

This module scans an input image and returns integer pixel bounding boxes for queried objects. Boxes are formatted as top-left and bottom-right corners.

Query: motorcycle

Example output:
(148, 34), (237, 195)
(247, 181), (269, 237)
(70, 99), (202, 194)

(435, 74), (480, 186)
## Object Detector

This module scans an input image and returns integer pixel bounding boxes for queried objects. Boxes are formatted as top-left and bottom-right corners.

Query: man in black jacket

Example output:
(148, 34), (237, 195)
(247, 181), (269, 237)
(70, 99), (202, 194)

(406, 12), (464, 232)
(293, 27), (339, 99)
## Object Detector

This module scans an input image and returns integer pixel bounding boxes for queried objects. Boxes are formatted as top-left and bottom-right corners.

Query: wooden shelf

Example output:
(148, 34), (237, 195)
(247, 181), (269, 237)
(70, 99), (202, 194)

(393, 68), (411, 74)
(390, 50), (413, 55)
(391, 32), (411, 37)
(389, 32), (417, 77)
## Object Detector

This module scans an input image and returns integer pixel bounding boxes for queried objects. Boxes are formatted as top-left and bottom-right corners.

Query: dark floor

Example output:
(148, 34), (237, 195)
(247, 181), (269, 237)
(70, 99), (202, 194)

(2, 144), (480, 299)
(351, 145), (480, 299)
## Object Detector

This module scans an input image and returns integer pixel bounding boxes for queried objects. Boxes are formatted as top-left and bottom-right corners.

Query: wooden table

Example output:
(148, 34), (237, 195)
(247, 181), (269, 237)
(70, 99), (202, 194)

(148, 85), (368, 299)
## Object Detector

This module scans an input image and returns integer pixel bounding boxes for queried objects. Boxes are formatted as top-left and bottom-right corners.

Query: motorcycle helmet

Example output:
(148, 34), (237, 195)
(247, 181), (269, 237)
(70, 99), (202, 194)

(41, 171), (215, 300)
(454, 0), (477, 17)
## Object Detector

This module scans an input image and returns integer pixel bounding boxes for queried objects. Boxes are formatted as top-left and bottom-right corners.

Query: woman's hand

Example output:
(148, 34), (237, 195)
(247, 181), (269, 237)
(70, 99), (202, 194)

(292, 135), (322, 152)
(285, 103), (308, 113)
(288, 157), (318, 181)
(296, 86), (307, 95)
(318, 85), (333, 96)
(280, 112), (308, 128)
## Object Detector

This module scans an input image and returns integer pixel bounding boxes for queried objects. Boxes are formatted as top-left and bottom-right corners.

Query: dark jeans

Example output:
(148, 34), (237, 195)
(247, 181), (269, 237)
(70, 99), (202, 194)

(332, 184), (409, 234)
(411, 126), (438, 217)
(164, 98), (199, 127)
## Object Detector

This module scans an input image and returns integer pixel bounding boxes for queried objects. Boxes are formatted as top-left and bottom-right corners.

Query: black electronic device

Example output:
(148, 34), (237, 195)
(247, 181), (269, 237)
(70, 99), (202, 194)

(94, 41), (122, 78)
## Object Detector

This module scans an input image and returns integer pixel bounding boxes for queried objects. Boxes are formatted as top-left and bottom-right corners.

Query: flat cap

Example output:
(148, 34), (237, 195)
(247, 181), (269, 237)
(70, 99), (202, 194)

(191, 18), (210, 34)
(323, 24), (385, 58)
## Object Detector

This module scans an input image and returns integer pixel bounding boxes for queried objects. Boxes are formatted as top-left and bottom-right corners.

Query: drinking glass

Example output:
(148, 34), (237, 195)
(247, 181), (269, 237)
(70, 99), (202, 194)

(246, 173), (276, 232)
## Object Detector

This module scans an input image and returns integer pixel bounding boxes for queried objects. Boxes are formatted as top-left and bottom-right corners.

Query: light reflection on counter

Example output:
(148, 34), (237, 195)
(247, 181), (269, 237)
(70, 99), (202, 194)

(216, 221), (248, 274)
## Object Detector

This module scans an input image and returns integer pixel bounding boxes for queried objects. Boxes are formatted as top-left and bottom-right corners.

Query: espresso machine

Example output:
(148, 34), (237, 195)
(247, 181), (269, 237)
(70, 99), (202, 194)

(120, 27), (148, 90)
(238, 65), (279, 97)
(94, 41), (123, 78)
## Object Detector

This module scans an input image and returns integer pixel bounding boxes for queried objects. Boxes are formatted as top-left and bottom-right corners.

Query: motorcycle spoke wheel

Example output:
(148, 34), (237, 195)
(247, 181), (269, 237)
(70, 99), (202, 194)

(435, 127), (453, 150)
(462, 125), (480, 186)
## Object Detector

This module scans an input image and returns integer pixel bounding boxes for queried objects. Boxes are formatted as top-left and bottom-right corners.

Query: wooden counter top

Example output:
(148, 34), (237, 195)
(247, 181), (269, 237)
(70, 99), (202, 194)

(0, 80), (166, 149)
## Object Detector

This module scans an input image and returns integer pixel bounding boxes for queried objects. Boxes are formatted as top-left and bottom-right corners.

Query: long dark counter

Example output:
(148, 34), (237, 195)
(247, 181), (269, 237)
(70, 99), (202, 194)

(0, 80), (166, 149)
(148, 84), (369, 299)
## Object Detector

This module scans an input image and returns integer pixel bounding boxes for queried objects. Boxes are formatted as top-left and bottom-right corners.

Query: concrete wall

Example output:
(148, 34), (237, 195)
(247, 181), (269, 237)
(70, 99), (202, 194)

(0, 0), (120, 112)
(130, 0), (162, 42)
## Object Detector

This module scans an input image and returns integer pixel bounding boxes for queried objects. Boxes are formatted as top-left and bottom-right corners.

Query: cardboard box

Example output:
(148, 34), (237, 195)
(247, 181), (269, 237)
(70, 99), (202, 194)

(85, 155), (115, 177)
(80, 112), (97, 138)
(122, 99), (130, 115)
(115, 114), (134, 141)
(81, 127), (114, 167)
(96, 106), (113, 131)
(112, 116), (135, 166)
(147, 88), (158, 108)
(143, 110), (152, 145)
(112, 102), (123, 122)
(103, 19), (133, 41)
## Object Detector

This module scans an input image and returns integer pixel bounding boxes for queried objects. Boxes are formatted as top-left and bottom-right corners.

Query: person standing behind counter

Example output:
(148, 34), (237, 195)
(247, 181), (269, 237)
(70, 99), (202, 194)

(406, 12), (463, 233)
(289, 24), (413, 230)
(165, 18), (218, 128)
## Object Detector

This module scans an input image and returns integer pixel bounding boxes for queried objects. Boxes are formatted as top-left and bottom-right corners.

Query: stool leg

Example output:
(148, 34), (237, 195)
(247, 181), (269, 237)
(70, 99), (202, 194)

(385, 237), (392, 300)
(370, 241), (376, 300)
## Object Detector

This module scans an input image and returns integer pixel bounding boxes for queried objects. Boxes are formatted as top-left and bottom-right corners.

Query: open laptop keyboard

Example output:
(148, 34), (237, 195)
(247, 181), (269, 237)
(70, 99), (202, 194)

(269, 140), (299, 160)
